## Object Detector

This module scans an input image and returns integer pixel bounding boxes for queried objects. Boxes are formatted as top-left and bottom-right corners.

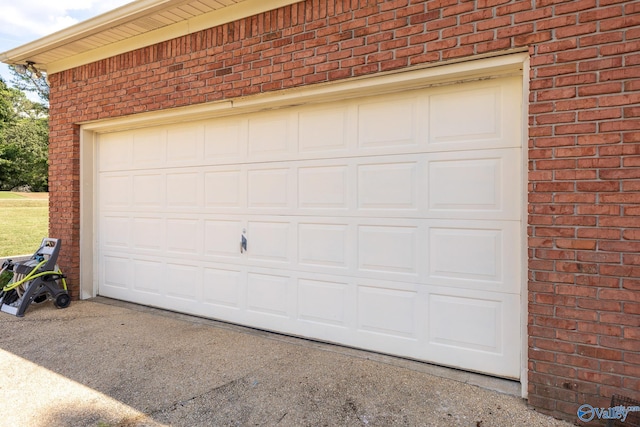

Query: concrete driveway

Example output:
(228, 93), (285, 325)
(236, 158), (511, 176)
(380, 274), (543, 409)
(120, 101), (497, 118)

(0, 298), (573, 426)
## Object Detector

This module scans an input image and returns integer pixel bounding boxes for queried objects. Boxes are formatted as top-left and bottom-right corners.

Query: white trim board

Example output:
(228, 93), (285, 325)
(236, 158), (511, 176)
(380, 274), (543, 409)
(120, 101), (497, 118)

(81, 52), (528, 134)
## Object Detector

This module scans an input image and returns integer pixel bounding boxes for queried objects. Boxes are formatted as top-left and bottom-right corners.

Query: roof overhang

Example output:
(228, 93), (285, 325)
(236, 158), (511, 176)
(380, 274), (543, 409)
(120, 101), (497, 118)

(0, 0), (302, 75)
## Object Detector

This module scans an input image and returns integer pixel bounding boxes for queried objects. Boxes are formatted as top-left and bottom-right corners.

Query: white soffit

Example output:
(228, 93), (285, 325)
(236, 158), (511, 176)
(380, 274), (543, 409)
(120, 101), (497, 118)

(0, 0), (302, 74)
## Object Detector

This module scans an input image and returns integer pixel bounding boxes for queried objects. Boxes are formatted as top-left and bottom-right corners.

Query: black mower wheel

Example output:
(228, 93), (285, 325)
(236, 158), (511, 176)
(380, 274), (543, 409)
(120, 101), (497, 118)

(55, 293), (71, 309)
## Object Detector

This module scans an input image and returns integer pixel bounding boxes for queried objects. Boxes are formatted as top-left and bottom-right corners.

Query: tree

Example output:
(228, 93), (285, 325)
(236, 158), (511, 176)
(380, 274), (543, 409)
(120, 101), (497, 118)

(0, 79), (15, 130)
(0, 117), (48, 191)
(0, 77), (49, 191)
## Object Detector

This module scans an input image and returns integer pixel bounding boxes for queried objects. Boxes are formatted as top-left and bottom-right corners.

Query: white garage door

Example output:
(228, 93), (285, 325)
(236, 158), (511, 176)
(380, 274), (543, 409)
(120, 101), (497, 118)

(97, 76), (523, 378)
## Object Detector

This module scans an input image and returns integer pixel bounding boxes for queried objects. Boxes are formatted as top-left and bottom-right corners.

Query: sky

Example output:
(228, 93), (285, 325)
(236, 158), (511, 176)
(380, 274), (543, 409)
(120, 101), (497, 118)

(0, 0), (134, 89)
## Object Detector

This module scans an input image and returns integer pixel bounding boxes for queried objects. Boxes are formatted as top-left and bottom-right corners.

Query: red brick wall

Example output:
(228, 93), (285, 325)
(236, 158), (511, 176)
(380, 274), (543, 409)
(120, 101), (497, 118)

(48, 0), (640, 422)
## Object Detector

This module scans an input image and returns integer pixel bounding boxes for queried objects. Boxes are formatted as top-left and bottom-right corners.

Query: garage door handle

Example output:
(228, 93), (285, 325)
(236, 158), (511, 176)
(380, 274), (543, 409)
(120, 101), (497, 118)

(241, 234), (247, 253)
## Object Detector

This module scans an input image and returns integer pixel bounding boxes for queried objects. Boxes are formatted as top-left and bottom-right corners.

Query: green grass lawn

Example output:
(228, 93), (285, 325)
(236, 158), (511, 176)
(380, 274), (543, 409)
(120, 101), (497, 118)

(0, 192), (27, 199)
(0, 192), (49, 257)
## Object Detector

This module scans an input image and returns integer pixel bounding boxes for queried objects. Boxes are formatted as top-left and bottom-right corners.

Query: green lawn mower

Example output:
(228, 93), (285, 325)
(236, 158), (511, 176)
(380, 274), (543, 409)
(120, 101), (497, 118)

(0, 238), (70, 317)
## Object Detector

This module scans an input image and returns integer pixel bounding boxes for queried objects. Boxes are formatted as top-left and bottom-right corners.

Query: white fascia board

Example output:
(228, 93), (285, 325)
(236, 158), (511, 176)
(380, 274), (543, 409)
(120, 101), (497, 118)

(0, 0), (178, 68)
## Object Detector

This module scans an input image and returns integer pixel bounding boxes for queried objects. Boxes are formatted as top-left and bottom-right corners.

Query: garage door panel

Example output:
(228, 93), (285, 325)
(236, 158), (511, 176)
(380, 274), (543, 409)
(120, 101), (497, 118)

(427, 148), (520, 220)
(427, 76), (521, 151)
(100, 174), (131, 208)
(100, 133), (132, 171)
(133, 129), (165, 168)
(358, 225), (419, 277)
(133, 174), (164, 208)
(429, 158), (502, 212)
(166, 263), (201, 303)
(427, 220), (521, 293)
(298, 223), (349, 269)
(166, 218), (201, 255)
(246, 221), (292, 264)
(204, 219), (244, 260)
(429, 85), (502, 144)
(102, 255), (131, 291)
(247, 168), (291, 208)
(425, 288), (520, 378)
(430, 228), (502, 283)
(204, 168), (244, 209)
(352, 279), (424, 360)
(167, 124), (203, 166)
(97, 75), (523, 379)
(102, 216), (130, 249)
(357, 285), (419, 339)
(133, 216), (164, 251)
(203, 267), (243, 309)
(246, 272), (291, 317)
(298, 105), (350, 153)
(428, 294), (502, 352)
(298, 165), (349, 209)
(167, 172), (202, 208)
(358, 162), (419, 211)
(358, 95), (420, 150)
(248, 112), (295, 159)
(204, 119), (246, 162)
(132, 258), (164, 295)
(297, 278), (349, 327)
